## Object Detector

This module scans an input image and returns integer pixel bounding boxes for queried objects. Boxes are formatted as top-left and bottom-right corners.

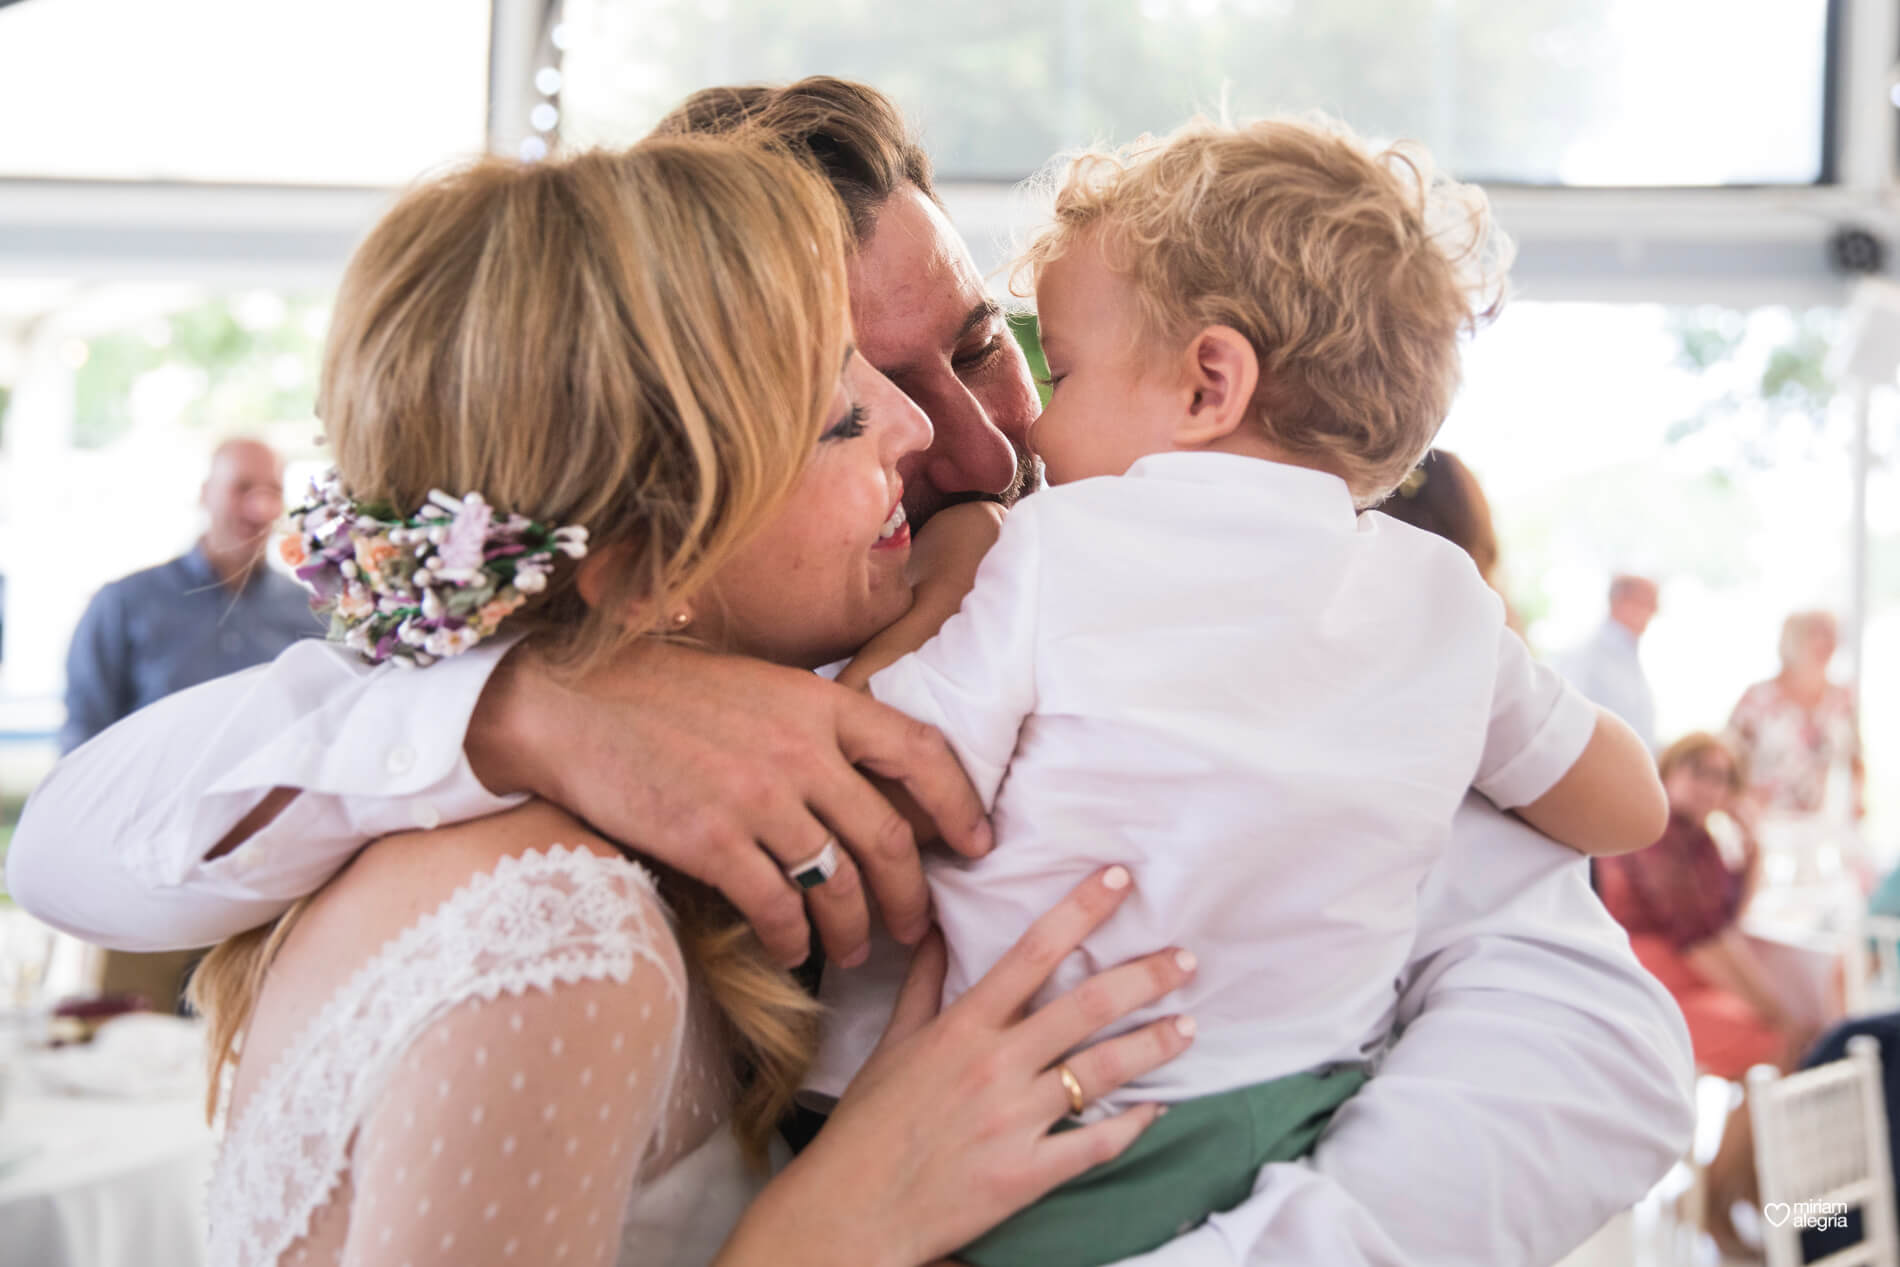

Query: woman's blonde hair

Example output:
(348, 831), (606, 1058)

(1016, 114), (1511, 506)
(190, 136), (846, 1166)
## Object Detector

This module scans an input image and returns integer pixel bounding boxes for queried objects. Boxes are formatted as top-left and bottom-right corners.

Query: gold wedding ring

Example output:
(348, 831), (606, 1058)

(1055, 1062), (1086, 1116)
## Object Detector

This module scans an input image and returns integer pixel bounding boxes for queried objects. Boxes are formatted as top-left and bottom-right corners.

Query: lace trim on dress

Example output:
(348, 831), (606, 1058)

(206, 845), (681, 1267)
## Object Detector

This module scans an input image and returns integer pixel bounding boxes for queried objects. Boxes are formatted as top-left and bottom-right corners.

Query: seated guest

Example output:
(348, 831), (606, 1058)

(1728, 609), (1865, 821)
(59, 436), (319, 754)
(1597, 731), (1818, 1078)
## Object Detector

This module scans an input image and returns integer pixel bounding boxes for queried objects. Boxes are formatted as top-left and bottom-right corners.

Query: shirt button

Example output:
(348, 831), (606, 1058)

(232, 848), (262, 875)
(412, 802), (442, 831)
(386, 745), (417, 776)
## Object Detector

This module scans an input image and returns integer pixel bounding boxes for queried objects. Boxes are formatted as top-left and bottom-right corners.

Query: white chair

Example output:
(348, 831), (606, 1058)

(1748, 1035), (1899, 1267)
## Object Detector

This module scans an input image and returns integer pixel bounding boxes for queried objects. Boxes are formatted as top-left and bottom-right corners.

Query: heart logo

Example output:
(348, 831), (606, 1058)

(1764, 1203), (1793, 1228)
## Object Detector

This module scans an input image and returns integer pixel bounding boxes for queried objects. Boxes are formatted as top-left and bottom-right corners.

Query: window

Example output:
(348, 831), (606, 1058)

(556, 0), (1832, 186)
(0, 281), (327, 716)
(1438, 302), (1898, 836)
(0, 0), (490, 186)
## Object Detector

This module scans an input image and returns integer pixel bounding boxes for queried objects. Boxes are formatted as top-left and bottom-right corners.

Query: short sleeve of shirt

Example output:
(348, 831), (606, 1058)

(1475, 624), (1598, 810)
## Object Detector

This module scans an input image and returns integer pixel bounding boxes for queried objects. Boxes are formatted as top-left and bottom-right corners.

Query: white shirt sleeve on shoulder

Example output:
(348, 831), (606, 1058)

(7, 638), (525, 951)
(1475, 624), (1598, 810)
(1108, 797), (1696, 1267)
(866, 505), (1043, 809)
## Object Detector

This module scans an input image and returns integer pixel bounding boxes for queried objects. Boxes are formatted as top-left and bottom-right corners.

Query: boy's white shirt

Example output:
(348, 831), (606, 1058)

(6, 473), (1694, 1264)
(811, 452), (1598, 1109)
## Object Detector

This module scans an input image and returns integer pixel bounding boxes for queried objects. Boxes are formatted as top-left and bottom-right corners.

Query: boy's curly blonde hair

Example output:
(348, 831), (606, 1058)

(1015, 113), (1512, 506)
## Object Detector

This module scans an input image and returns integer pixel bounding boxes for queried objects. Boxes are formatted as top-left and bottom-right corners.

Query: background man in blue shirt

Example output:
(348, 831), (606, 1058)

(60, 436), (319, 754)
(1561, 572), (1662, 752)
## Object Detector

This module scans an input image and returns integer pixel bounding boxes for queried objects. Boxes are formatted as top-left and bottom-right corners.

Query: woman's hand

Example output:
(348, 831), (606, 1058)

(718, 866), (1197, 1267)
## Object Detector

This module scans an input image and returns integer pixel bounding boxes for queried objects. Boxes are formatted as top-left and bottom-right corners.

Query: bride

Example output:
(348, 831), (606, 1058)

(189, 136), (1196, 1267)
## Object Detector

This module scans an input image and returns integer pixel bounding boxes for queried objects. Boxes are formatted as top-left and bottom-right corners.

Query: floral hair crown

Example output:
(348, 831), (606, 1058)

(280, 468), (589, 666)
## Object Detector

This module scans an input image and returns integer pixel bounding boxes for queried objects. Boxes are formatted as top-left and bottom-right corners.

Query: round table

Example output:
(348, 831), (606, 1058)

(0, 1084), (213, 1267)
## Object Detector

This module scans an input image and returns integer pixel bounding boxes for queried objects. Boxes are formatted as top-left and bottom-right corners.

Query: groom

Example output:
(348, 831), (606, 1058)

(10, 77), (1693, 1266)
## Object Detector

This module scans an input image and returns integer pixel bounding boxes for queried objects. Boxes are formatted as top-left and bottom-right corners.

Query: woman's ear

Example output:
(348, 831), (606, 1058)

(1174, 325), (1260, 447)
(574, 542), (625, 612)
(576, 541), (677, 626)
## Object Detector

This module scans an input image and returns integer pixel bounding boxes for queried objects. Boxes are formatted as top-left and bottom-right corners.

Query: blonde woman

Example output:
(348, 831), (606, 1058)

(191, 140), (1194, 1267)
(1728, 610), (1865, 819)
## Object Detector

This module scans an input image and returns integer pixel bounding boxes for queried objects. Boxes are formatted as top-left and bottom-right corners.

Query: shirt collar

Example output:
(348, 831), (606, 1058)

(1123, 451), (1358, 530)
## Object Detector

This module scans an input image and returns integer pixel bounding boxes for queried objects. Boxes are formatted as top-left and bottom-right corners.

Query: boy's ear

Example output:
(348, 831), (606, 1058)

(1174, 325), (1260, 447)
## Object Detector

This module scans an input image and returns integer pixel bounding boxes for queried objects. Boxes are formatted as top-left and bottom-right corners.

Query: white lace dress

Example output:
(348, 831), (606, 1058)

(206, 838), (768, 1267)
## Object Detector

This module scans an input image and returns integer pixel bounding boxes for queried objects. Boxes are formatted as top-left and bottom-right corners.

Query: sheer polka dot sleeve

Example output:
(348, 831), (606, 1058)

(342, 965), (684, 1266)
(207, 846), (689, 1267)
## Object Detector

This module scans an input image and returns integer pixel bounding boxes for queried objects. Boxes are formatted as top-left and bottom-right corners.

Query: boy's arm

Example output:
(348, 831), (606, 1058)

(837, 501), (1005, 691)
(1475, 623), (1665, 857)
(1514, 708), (1670, 856)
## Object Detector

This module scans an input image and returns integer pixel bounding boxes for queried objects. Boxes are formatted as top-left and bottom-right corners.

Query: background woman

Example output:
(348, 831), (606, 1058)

(1728, 609), (1865, 820)
(1595, 731), (1818, 1078)
(193, 138), (1193, 1267)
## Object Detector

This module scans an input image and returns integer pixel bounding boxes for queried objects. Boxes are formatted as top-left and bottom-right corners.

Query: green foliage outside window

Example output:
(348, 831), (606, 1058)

(70, 294), (327, 449)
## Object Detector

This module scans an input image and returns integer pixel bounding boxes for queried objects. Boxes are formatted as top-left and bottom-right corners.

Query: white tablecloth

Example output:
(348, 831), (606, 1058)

(0, 1085), (212, 1267)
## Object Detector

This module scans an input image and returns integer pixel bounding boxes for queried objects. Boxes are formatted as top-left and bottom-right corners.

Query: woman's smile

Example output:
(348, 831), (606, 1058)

(873, 500), (910, 550)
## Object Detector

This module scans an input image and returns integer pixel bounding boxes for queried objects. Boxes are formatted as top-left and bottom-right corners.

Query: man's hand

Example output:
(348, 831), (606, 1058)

(466, 640), (991, 968)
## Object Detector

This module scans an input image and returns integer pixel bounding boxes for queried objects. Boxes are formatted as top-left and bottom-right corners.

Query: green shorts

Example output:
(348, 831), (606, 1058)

(959, 1064), (1369, 1267)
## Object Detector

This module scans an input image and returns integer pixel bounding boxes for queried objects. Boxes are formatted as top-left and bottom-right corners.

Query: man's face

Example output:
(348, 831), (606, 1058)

(1612, 581), (1660, 638)
(848, 187), (1040, 529)
(202, 440), (285, 561)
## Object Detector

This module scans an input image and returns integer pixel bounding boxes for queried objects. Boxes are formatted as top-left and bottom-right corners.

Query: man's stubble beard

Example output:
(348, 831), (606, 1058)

(940, 449), (1043, 513)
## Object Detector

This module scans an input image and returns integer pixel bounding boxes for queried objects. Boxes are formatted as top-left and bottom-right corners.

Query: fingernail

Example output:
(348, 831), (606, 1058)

(1102, 865), (1131, 891)
(1154, 1105), (1169, 1118)
(1174, 1015), (1197, 1039)
(842, 941), (871, 969)
(1174, 949), (1197, 974)
(974, 820), (996, 853)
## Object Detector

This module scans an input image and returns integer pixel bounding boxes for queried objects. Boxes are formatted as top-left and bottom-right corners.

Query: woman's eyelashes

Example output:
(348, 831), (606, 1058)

(1034, 370), (1066, 392)
(822, 402), (869, 442)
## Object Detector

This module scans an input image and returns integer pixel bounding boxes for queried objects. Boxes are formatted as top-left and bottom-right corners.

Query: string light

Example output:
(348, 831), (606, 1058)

(530, 103), (559, 132)
(535, 67), (563, 96)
